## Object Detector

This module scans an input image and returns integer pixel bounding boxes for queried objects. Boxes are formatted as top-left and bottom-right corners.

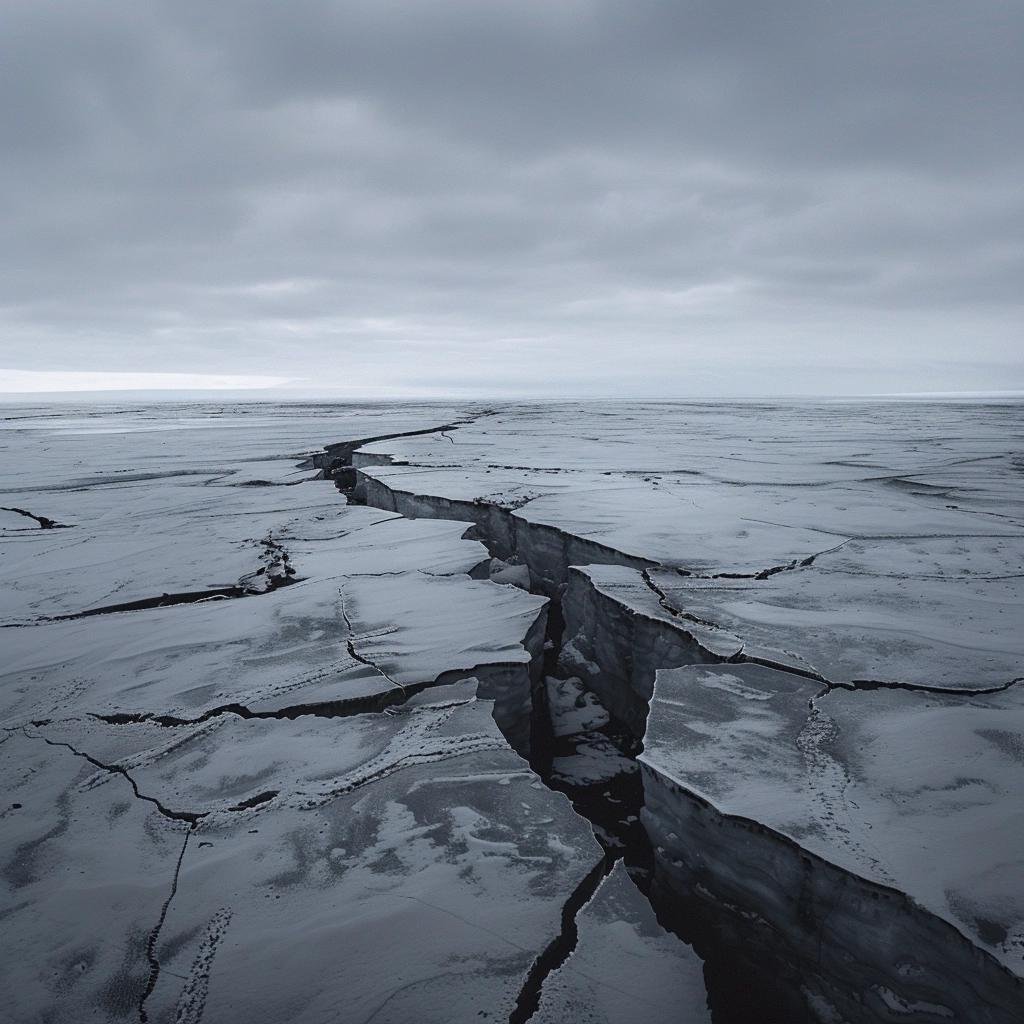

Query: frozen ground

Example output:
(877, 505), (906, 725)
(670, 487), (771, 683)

(1, 399), (1022, 1023)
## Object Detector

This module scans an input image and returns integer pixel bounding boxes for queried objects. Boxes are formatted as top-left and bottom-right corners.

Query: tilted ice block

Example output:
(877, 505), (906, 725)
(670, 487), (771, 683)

(639, 663), (1024, 1022)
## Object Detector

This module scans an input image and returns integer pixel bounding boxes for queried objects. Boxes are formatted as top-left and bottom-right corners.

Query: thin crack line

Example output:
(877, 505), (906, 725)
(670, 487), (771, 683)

(21, 727), (205, 824)
(339, 586), (407, 699)
(679, 538), (852, 581)
(139, 825), (194, 1023)
(639, 569), (829, 685)
(508, 855), (613, 1024)
(835, 676), (1024, 697)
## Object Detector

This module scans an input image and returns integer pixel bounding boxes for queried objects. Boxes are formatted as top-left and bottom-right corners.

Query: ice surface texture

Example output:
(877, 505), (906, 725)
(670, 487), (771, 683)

(2, 399), (1023, 1023)
(353, 400), (1024, 1021)
(0, 404), (605, 1023)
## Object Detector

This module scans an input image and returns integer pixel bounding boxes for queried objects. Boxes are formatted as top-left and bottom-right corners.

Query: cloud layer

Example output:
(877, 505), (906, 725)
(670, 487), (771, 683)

(3, 1), (1021, 395)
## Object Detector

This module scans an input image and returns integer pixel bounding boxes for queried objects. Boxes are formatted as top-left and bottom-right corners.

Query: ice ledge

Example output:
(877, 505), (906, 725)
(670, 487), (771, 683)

(639, 663), (1024, 989)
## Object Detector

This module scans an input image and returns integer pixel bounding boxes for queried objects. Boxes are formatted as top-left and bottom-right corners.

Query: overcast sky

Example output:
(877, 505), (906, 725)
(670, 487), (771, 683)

(2, 1), (1021, 397)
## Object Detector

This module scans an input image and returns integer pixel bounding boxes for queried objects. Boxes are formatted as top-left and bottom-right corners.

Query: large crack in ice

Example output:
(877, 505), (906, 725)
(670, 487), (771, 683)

(15, 414), (1012, 1023)
(343, 434), (1024, 1022)
(342, 446), (807, 1016)
(339, 452), (726, 1014)
(309, 415), (489, 492)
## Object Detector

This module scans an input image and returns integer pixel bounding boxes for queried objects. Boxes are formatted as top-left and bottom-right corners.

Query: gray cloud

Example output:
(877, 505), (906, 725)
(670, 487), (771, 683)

(2, 1), (1021, 396)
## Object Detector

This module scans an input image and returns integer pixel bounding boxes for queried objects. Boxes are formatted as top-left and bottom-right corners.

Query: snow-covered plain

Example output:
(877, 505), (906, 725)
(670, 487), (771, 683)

(2, 399), (1022, 1023)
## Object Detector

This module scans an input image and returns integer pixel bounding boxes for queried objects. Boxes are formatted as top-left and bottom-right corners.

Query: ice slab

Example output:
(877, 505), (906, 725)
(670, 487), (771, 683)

(0, 515), (542, 728)
(6, 686), (605, 1022)
(640, 663), (1024, 975)
(128, 692), (603, 1024)
(647, 534), (1024, 689)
